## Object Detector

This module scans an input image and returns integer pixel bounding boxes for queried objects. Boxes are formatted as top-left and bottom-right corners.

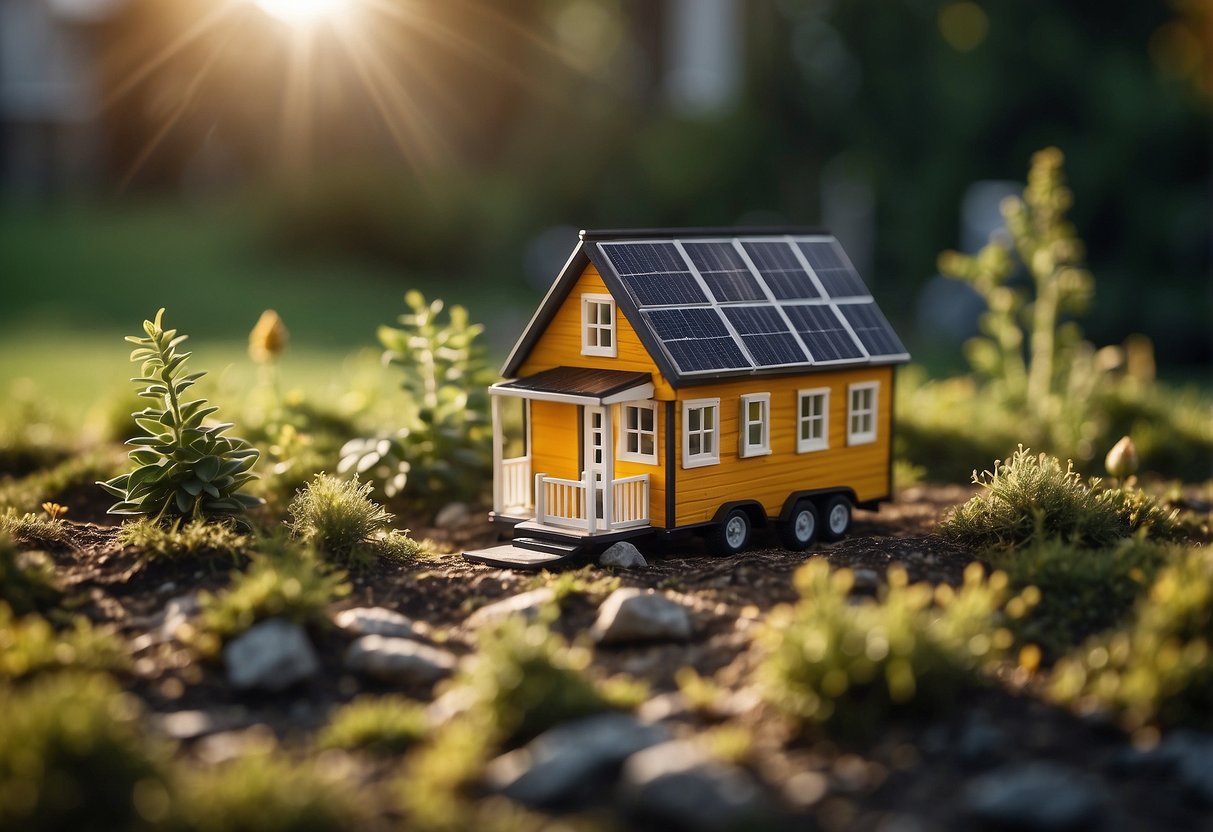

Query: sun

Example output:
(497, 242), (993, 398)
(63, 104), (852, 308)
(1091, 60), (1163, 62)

(254, 0), (351, 26)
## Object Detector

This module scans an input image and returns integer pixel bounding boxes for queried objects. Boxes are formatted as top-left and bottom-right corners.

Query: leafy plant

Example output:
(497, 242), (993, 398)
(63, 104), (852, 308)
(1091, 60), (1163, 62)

(339, 292), (493, 508)
(940, 447), (1179, 550)
(0, 535), (62, 615)
(0, 507), (67, 548)
(98, 308), (261, 521)
(0, 604), (127, 681)
(286, 473), (423, 566)
(318, 695), (429, 755)
(759, 561), (1034, 737)
(118, 517), (251, 565)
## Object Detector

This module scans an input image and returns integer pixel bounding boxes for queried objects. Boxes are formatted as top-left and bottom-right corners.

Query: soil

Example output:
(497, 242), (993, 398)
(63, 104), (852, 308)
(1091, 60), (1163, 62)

(22, 485), (1213, 831)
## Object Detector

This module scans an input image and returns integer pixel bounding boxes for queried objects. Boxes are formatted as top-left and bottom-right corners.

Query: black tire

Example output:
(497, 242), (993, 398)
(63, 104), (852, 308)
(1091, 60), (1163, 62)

(820, 494), (852, 542)
(777, 501), (819, 551)
(709, 508), (752, 555)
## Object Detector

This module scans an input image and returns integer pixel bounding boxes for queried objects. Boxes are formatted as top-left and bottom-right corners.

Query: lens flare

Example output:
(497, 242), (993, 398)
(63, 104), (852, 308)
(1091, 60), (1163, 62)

(255, 0), (349, 25)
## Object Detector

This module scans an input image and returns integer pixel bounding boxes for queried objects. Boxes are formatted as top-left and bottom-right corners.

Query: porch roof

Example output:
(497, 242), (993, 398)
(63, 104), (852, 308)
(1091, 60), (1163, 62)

(491, 366), (654, 405)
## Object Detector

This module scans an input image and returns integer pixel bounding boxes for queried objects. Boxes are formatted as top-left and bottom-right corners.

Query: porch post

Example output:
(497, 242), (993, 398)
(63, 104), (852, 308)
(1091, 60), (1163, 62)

(602, 403), (614, 528)
(491, 393), (503, 514)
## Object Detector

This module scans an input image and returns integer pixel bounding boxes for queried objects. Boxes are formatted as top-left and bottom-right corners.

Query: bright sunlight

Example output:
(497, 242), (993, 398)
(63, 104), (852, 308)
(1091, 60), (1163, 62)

(254, 0), (351, 25)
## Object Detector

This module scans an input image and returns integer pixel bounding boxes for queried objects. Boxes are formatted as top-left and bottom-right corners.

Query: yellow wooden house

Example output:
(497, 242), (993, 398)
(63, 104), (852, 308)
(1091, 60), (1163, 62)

(464, 228), (909, 569)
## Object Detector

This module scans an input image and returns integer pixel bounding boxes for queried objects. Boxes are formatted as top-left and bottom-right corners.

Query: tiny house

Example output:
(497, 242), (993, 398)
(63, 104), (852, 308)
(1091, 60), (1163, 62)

(464, 228), (909, 569)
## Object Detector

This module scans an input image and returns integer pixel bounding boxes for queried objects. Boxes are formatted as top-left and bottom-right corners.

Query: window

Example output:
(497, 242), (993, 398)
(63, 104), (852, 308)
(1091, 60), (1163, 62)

(797, 388), (830, 453)
(619, 401), (658, 464)
(581, 294), (617, 357)
(682, 398), (720, 468)
(847, 381), (879, 445)
(739, 393), (771, 458)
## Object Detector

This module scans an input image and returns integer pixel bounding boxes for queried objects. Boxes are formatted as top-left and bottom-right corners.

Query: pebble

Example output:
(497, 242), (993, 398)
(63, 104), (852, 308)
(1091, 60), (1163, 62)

(223, 618), (319, 692)
(465, 587), (557, 629)
(344, 635), (455, 686)
(955, 713), (1005, 768)
(620, 739), (769, 831)
(334, 606), (420, 640)
(434, 502), (472, 528)
(484, 713), (669, 808)
(964, 762), (1107, 830)
(851, 568), (880, 590)
(599, 541), (648, 569)
(591, 588), (693, 645)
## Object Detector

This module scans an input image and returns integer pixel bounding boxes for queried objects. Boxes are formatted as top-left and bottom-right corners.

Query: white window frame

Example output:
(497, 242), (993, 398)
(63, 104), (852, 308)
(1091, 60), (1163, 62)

(682, 397), (720, 469)
(797, 387), (830, 453)
(618, 400), (658, 464)
(581, 293), (617, 358)
(847, 381), (879, 446)
(739, 393), (772, 458)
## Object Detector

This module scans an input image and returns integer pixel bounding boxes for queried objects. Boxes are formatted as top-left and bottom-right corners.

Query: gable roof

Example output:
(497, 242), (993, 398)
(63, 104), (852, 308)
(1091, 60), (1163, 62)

(502, 228), (909, 387)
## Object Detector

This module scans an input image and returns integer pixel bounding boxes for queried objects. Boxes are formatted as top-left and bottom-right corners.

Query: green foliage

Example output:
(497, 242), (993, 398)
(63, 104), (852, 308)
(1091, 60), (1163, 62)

(168, 741), (364, 832)
(940, 447), (1179, 550)
(1051, 546), (1213, 730)
(286, 473), (423, 566)
(318, 695), (429, 755)
(119, 517), (251, 565)
(0, 507), (67, 548)
(339, 292), (493, 508)
(0, 672), (167, 831)
(0, 535), (62, 615)
(0, 605), (127, 681)
(196, 550), (349, 649)
(99, 308), (262, 521)
(759, 561), (1032, 737)
(528, 566), (622, 606)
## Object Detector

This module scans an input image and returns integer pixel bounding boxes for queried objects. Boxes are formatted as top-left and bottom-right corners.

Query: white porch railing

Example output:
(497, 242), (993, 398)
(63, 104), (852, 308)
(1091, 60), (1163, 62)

(533, 472), (650, 533)
(499, 456), (532, 513)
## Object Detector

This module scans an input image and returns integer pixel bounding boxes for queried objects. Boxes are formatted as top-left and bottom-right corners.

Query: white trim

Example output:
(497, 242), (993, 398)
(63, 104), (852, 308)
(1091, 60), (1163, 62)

(490, 381), (654, 406)
(847, 381), (879, 446)
(581, 293), (617, 358)
(682, 397), (720, 469)
(797, 387), (830, 453)
(617, 400), (659, 464)
(739, 392), (772, 458)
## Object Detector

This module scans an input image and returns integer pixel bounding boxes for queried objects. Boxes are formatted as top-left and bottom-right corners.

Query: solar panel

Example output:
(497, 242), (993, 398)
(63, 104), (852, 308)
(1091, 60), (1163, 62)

(602, 242), (686, 275)
(740, 241), (820, 300)
(640, 308), (750, 373)
(837, 302), (907, 357)
(783, 304), (866, 362)
(722, 305), (789, 335)
(797, 240), (869, 298)
(721, 305), (809, 367)
(682, 242), (766, 303)
(600, 242), (710, 307)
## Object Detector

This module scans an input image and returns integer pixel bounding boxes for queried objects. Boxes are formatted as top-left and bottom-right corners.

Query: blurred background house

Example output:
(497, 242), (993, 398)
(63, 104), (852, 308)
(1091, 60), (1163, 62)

(0, 0), (1208, 403)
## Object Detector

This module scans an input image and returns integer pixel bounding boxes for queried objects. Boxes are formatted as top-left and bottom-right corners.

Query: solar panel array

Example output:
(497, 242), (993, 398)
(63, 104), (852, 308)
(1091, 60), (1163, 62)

(596, 235), (907, 377)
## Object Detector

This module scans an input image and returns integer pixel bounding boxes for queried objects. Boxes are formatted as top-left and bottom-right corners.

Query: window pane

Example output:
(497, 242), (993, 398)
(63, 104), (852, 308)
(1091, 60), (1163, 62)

(640, 435), (654, 455)
(749, 424), (762, 446)
(689, 409), (700, 431)
(748, 401), (760, 422)
(601, 304), (612, 325)
(703, 431), (714, 454)
(801, 422), (810, 441)
(641, 408), (653, 431)
(689, 434), (701, 456)
(601, 328), (612, 348)
(704, 407), (715, 429)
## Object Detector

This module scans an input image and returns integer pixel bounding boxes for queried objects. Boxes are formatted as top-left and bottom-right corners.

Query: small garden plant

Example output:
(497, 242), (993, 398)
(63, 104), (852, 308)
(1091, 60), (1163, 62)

(99, 309), (261, 521)
(0, 605), (127, 681)
(286, 473), (424, 566)
(318, 695), (430, 755)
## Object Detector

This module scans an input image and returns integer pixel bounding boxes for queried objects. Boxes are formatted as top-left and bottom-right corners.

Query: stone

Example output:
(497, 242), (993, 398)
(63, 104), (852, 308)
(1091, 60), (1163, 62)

(599, 541), (648, 569)
(160, 593), (200, 640)
(345, 635), (455, 686)
(334, 606), (419, 640)
(223, 618), (319, 692)
(964, 762), (1107, 831)
(465, 587), (556, 629)
(484, 713), (669, 808)
(591, 588), (692, 645)
(620, 740), (768, 831)
(434, 502), (472, 529)
(955, 713), (1004, 768)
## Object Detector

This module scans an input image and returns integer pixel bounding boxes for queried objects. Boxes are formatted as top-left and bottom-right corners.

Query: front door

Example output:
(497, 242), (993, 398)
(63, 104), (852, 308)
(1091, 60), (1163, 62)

(583, 405), (606, 523)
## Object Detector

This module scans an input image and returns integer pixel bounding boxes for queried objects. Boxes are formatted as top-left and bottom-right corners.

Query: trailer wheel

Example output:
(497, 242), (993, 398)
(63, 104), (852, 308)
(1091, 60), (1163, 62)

(710, 508), (752, 555)
(777, 501), (819, 551)
(821, 494), (852, 541)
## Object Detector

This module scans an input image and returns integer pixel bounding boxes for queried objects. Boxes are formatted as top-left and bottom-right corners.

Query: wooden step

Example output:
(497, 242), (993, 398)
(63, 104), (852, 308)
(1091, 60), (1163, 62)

(462, 543), (586, 571)
(512, 536), (583, 556)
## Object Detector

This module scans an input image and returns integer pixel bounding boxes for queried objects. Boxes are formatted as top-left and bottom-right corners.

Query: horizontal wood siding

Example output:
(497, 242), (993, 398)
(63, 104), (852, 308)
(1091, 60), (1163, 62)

(674, 366), (893, 526)
(517, 265), (675, 400)
(530, 400), (579, 481)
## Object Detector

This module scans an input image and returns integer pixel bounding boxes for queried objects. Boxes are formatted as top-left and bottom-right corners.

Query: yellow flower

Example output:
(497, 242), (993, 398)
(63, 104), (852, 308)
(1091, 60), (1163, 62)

(249, 309), (289, 363)
(1104, 435), (1139, 480)
(41, 502), (68, 521)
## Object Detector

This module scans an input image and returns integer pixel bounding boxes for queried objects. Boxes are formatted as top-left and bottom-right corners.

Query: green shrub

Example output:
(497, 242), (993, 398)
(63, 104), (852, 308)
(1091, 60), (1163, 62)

(318, 695), (429, 755)
(168, 743), (365, 832)
(119, 517), (251, 565)
(941, 447), (1178, 550)
(339, 291), (493, 508)
(0, 534), (62, 615)
(0, 605), (126, 681)
(286, 473), (423, 566)
(759, 561), (1033, 736)
(0, 672), (166, 831)
(196, 550), (349, 651)
(98, 308), (261, 521)
(0, 507), (67, 548)
(1050, 545), (1213, 730)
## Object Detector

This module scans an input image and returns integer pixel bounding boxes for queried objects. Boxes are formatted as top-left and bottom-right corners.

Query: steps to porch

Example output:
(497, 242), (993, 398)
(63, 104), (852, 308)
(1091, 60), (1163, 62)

(462, 519), (657, 571)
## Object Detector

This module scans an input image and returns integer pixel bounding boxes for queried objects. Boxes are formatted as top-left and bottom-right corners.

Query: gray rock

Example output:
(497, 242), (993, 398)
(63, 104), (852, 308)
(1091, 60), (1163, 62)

(465, 588), (556, 629)
(434, 502), (472, 529)
(345, 635), (455, 686)
(1107, 731), (1213, 806)
(334, 606), (419, 640)
(599, 542), (648, 569)
(1174, 734), (1213, 806)
(964, 762), (1107, 830)
(620, 740), (768, 831)
(851, 568), (880, 590)
(955, 713), (1004, 768)
(591, 588), (692, 644)
(160, 593), (200, 640)
(223, 618), (319, 692)
(484, 713), (669, 808)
